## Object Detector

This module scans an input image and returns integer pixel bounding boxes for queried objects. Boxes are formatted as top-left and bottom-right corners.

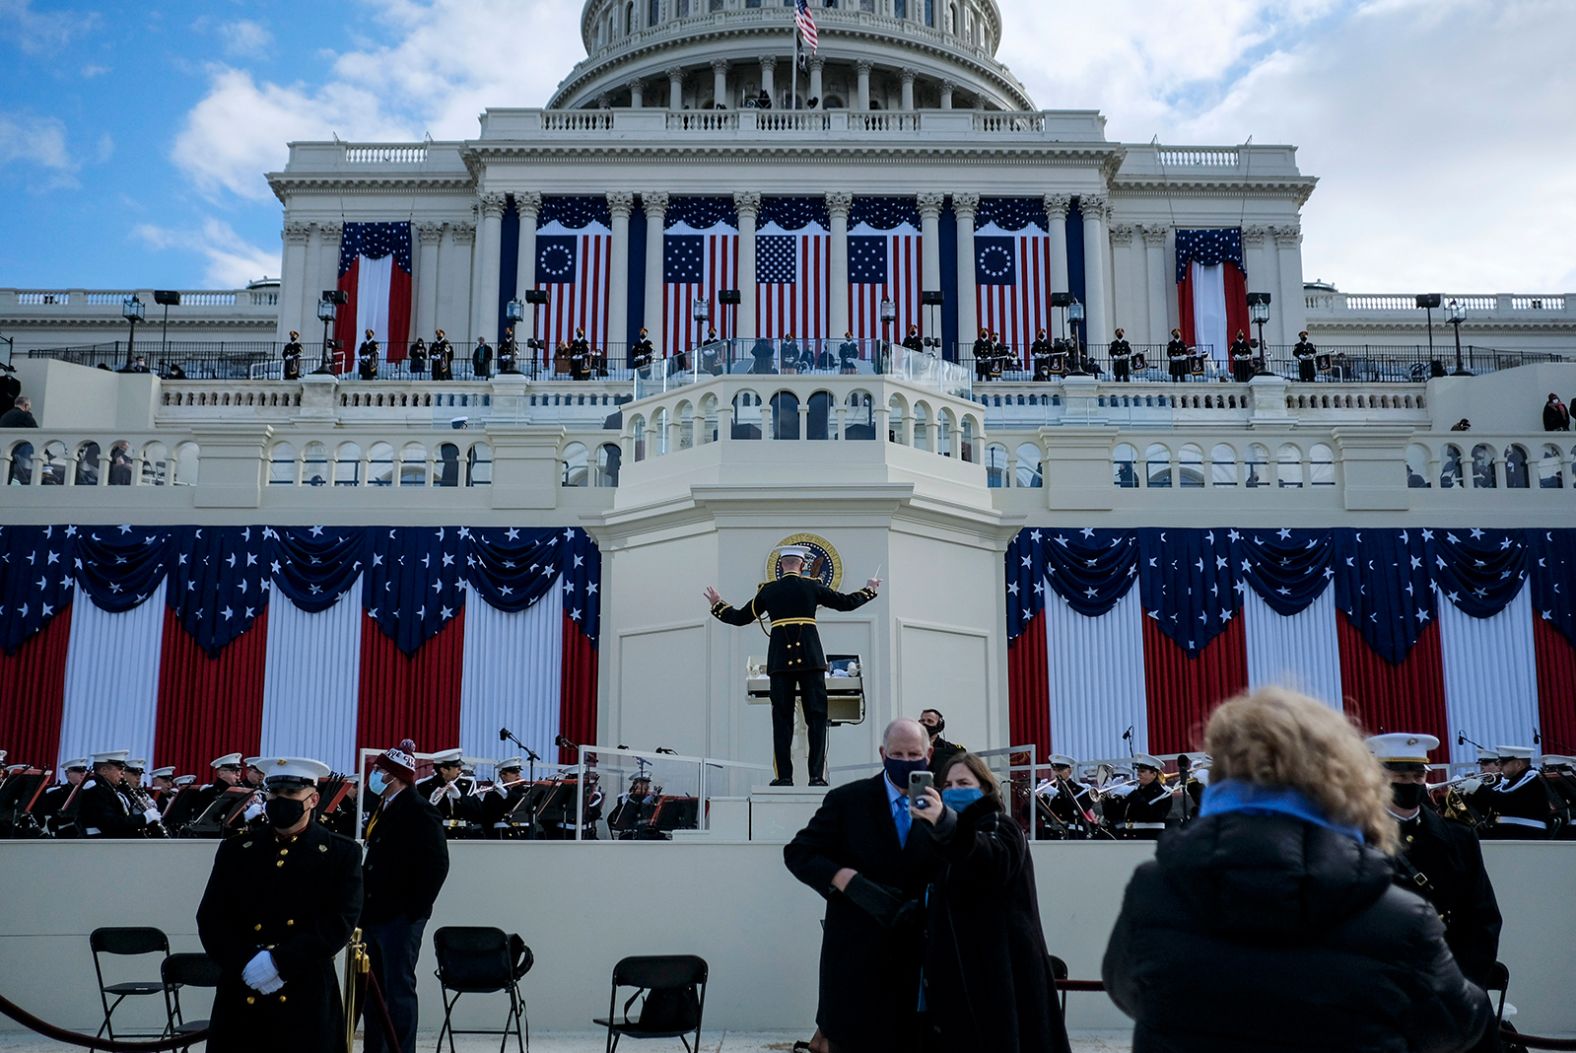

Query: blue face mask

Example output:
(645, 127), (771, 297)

(367, 770), (388, 797)
(942, 787), (985, 811)
(883, 755), (929, 788)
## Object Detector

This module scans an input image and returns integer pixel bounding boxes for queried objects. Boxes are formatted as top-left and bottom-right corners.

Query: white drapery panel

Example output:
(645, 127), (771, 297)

(56, 584), (167, 769)
(459, 585), (564, 771)
(356, 253), (393, 354)
(1244, 587), (1344, 711)
(259, 587), (363, 772)
(1190, 261), (1228, 365)
(1438, 585), (1541, 765)
(1045, 588), (1149, 758)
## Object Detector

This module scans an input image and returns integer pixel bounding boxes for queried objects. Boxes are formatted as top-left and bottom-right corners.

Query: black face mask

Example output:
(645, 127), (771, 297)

(266, 796), (307, 829)
(924, 719), (944, 740)
(1391, 782), (1427, 810)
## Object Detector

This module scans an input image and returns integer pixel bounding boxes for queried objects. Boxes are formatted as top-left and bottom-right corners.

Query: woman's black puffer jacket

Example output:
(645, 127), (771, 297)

(1102, 812), (1491, 1053)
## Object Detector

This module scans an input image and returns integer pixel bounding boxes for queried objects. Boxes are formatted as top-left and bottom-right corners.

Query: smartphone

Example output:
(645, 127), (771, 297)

(908, 770), (934, 808)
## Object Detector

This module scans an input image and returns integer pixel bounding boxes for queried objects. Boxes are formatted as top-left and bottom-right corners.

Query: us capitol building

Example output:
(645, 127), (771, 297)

(1, 3), (1573, 1039)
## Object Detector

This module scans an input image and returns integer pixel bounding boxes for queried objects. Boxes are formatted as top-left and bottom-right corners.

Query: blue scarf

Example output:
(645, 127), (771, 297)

(1199, 779), (1365, 844)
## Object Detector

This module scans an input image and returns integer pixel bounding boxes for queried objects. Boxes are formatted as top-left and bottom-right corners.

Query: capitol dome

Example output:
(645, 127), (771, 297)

(549, 0), (1034, 112)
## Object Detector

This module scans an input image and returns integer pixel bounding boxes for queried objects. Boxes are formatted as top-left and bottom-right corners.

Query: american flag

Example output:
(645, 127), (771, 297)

(663, 199), (739, 357)
(756, 225), (830, 342)
(795, 0), (818, 51)
(847, 197), (923, 342)
(975, 221), (1054, 364)
(533, 221), (613, 356)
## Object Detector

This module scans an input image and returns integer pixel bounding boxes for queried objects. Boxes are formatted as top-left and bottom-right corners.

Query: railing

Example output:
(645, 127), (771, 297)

(1156, 146), (1241, 167)
(3, 286), (279, 310)
(630, 338), (972, 401)
(756, 111), (832, 132)
(665, 110), (739, 131)
(541, 111), (616, 132)
(342, 143), (428, 164)
(1305, 290), (1575, 317)
(973, 112), (1046, 133)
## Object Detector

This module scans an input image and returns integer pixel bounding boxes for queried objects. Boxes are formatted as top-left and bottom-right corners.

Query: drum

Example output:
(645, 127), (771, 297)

(1315, 353), (1333, 371)
(1189, 351), (1206, 376)
(1130, 352), (1148, 371)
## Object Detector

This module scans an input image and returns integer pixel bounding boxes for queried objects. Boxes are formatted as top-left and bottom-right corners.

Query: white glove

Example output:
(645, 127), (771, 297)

(492, 783), (507, 797)
(143, 807), (162, 824)
(1458, 777), (1483, 795)
(1107, 783), (1135, 798)
(242, 950), (280, 991)
(444, 782), (461, 800)
(243, 800), (265, 822)
(256, 974), (285, 995)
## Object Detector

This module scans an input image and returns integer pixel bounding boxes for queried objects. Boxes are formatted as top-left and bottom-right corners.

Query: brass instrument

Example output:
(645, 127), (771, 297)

(124, 779), (170, 839)
(343, 927), (369, 1053)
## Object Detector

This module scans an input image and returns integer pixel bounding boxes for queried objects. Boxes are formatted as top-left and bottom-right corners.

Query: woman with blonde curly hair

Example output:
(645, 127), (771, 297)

(1102, 687), (1491, 1053)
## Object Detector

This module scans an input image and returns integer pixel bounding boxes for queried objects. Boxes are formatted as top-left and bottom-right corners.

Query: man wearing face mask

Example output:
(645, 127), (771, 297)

(197, 756), (363, 1053)
(784, 719), (940, 1053)
(919, 709), (965, 779)
(1368, 733), (1501, 995)
(361, 739), (450, 1053)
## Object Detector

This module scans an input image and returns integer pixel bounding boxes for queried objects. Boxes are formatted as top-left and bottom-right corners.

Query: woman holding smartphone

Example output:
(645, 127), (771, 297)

(910, 753), (1071, 1053)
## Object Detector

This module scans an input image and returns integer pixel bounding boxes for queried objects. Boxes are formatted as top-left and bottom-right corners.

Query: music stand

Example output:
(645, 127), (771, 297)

(160, 787), (204, 833)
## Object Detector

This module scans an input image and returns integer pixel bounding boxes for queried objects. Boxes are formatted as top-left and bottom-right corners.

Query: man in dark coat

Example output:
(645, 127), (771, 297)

(706, 545), (879, 785)
(472, 336), (493, 380)
(1368, 734), (1501, 991)
(784, 719), (941, 1053)
(0, 394), (37, 429)
(197, 756), (362, 1053)
(358, 330), (380, 380)
(361, 740), (450, 1053)
(282, 331), (304, 380)
(1542, 393), (1569, 432)
(1229, 329), (1255, 382)
(919, 709), (964, 779)
(0, 366), (19, 414)
(1294, 330), (1318, 382)
(76, 750), (165, 837)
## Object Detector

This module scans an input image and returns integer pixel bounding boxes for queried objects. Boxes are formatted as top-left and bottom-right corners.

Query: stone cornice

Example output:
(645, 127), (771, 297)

(267, 175), (476, 203)
(464, 142), (1119, 169)
(1113, 175), (1318, 206)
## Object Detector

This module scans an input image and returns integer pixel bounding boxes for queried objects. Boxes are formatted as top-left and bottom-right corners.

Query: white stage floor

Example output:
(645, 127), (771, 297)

(0, 1031), (1137, 1051)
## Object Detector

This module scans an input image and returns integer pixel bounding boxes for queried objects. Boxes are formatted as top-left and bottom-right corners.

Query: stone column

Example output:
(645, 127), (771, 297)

(940, 80), (955, 109)
(1273, 225), (1307, 346)
(808, 57), (824, 102)
(900, 69), (917, 111)
(1043, 194), (1070, 296)
(415, 222), (443, 340)
(856, 61), (873, 110)
(1079, 193), (1110, 346)
(827, 191), (853, 338)
(628, 80), (644, 108)
(447, 222), (475, 344)
(760, 56), (777, 102)
(279, 221), (312, 341)
(315, 223), (343, 325)
(513, 192), (542, 344)
(1241, 225), (1271, 300)
(1108, 223), (1136, 343)
(607, 191), (635, 358)
(667, 67), (684, 108)
(953, 192), (980, 347)
(735, 191), (761, 341)
(473, 193), (507, 344)
(642, 192), (669, 353)
(711, 59), (729, 107)
(918, 192), (944, 341)
(1142, 224), (1169, 347)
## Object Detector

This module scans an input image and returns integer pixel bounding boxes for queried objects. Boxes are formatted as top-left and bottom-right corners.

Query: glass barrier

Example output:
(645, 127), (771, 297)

(573, 745), (771, 840)
(631, 338), (974, 402)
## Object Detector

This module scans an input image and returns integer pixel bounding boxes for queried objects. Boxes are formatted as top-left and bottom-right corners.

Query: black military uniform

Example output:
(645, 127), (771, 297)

(414, 773), (484, 828)
(1472, 761), (1555, 839)
(631, 332), (655, 372)
(1041, 773), (1096, 837)
(1294, 332), (1318, 382)
(407, 339), (428, 376)
(569, 332), (592, 379)
(710, 560), (877, 784)
(472, 338), (492, 380)
(1230, 334), (1255, 382)
(77, 768), (161, 838)
(1108, 333), (1132, 382)
(430, 335), (454, 381)
(1030, 332), (1055, 381)
(927, 735), (966, 780)
(282, 337), (304, 381)
(1166, 334), (1189, 382)
(973, 332), (996, 382)
(838, 335), (859, 372)
(497, 332), (518, 374)
(357, 338), (380, 380)
(1393, 807), (1502, 983)
(196, 810), (362, 1053)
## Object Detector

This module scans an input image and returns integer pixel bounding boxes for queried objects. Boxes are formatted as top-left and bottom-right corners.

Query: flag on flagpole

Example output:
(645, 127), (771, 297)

(795, 0), (819, 51)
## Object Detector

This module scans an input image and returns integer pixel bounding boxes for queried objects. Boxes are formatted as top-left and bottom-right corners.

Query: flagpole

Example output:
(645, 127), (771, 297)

(790, 11), (799, 111)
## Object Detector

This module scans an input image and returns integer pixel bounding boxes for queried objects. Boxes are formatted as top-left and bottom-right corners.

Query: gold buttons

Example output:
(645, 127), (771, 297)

(246, 996), (256, 1005)
(275, 860), (285, 868)
(253, 923), (262, 932)
(278, 995), (287, 1003)
(278, 848), (289, 856)
(286, 919), (295, 927)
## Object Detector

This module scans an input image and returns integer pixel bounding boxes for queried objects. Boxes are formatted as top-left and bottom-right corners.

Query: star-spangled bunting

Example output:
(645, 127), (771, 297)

(975, 197), (1047, 232)
(0, 525), (76, 655)
(1174, 228), (1244, 283)
(759, 196), (830, 231)
(1530, 530), (1576, 646)
(1139, 529), (1241, 652)
(169, 526), (270, 656)
(1235, 528), (1335, 617)
(1425, 528), (1527, 619)
(338, 223), (412, 277)
(540, 195), (612, 230)
(364, 527), (466, 655)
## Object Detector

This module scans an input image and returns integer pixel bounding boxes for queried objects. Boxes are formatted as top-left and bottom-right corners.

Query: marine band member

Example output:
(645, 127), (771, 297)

(705, 545), (880, 786)
(1293, 331), (1318, 383)
(77, 750), (164, 838)
(1031, 329), (1056, 381)
(1109, 329), (1132, 383)
(357, 330), (380, 380)
(414, 748), (483, 829)
(282, 331), (304, 381)
(1119, 754), (1177, 840)
(1037, 754), (1096, 837)
(632, 327), (656, 373)
(1229, 330), (1255, 382)
(1166, 329), (1189, 382)
(1468, 745), (1555, 839)
(430, 330), (454, 381)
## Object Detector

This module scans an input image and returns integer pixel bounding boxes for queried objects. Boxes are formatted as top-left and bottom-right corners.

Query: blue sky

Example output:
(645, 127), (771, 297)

(2, 0), (1573, 293)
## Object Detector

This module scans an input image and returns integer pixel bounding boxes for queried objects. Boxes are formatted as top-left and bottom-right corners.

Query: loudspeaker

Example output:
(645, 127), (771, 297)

(718, 289), (741, 305)
(1416, 293), (1442, 309)
(920, 290), (944, 306)
(152, 290), (181, 306)
(1246, 292), (1273, 307)
(321, 290), (349, 305)
(523, 289), (550, 305)
(1050, 292), (1076, 308)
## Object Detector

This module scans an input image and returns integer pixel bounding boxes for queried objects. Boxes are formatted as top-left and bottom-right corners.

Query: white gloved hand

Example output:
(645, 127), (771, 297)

(256, 974), (285, 995)
(1458, 777), (1483, 795)
(243, 800), (265, 822)
(1107, 783), (1135, 798)
(444, 782), (461, 800)
(143, 807), (162, 824)
(242, 950), (280, 991)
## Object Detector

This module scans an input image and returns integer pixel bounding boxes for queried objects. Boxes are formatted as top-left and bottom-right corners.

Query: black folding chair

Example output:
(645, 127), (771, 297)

(160, 952), (220, 1038)
(1049, 954), (1070, 1016)
(89, 926), (170, 1040)
(1486, 961), (1512, 1025)
(432, 926), (533, 1053)
(594, 955), (708, 1053)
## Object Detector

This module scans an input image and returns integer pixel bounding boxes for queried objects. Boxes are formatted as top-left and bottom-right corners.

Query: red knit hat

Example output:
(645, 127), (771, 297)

(373, 739), (417, 784)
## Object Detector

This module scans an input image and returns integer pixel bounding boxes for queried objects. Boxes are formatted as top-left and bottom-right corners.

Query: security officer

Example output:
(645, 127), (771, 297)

(1469, 745), (1555, 839)
(1108, 328), (1132, 383)
(358, 329), (380, 380)
(1119, 754), (1178, 840)
(282, 331), (304, 380)
(414, 748), (483, 830)
(902, 324), (924, 354)
(706, 545), (880, 786)
(196, 756), (363, 1053)
(76, 750), (164, 838)
(1293, 330), (1318, 382)
(919, 709), (965, 778)
(1368, 733), (1502, 989)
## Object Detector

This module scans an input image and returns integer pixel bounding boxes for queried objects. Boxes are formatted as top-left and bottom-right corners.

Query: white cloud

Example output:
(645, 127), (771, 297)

(80, 63), (110, 78)
(0, 111), (72, 172)
(0, 0), (97, 54)
(134, 218), (281, 288)
(222, 18), (274, 58)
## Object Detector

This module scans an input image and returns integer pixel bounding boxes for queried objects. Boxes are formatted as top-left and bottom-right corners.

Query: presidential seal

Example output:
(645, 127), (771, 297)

(766, 533), (842, 590)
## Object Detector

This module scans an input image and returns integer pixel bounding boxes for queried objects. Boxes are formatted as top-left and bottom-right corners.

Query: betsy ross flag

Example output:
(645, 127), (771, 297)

(974, 198), (1055, 362)
(0, 523), (603, 780)
(333, 223), (413, 373)
(795, 0), (818, 51)
(663, 197), (738, 357)
(847, 196), (922, 343)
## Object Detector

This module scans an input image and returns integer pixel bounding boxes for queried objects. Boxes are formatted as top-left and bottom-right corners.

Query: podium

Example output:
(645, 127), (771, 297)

(745, 654), (866, 726)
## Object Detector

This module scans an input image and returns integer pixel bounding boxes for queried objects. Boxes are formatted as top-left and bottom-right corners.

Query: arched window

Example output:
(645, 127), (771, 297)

(844, 390), (875, 439)
(368, 442), (394, 486)
(1471, 443), (1497, 488)
(960, 415), (977, 462)
(986, 442), (1010, 488)
(1245, 443), (1269, 488)
(335, 442), (363, 486)
(1210, 443), (1237, 486)
(807, 391), (833, 440)
(1538, 444), (1563, 489)
(436, 442), (461, 487)
(1145, 443), (1172, 488)
(1309, 443), (1335, 487)
(945, 2), (956, 33)
(1178, 443), (1205, 488)
(894, 0), (907, 15)
(74, 441), (101, 486)
(887, 395), (907, 444)
(466, 441), (492, 486)
(771, 391), (801, 439)
(649, 0), (661, 25)
(625, 0), (637, 32)
(1015, 442), (1042, 488)
(141, 442), (170, 487)
(268, 441), (297, 486)
(598, 442), (623, 487)
(1440, 443), (1462, 488)
(937, 408), (957, 456)
(629, 414), (647, 460)
(1276, 443), (1303, 488)
(173, 441), (200, 486)
(732, 392), (762, 439)
(652, 407), (669, 455)
(302, 441), (329, 487)
(1504, 444), (1529, 488)
(399, 442), (428, 486)
(1405, 444), (1431, 489)
(709, 0), (723, 10)
(912, 402), (932, 452)
(38, 440), (66, 485)
(1114, 443), (1139, 488)
(562, 442), (590, 486)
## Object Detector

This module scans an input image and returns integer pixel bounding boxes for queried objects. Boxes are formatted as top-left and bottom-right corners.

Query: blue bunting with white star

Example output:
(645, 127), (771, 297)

(0, 525), (76, 655)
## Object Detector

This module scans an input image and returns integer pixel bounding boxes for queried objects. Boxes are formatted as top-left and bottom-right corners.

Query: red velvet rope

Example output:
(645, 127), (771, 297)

(0, 990), (206, 1051)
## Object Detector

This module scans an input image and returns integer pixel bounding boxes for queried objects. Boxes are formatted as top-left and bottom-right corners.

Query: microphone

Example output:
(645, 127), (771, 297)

(499, 727), (511, 742)
(1457, 733), (1466, 746)
(554, 734), (577, 751)
(1122, 725), (1134, 742)
(1534, 727), (1542, 745)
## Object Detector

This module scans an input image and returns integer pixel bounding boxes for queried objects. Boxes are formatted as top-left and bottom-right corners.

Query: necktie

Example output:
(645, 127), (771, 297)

(893, 795), (911, 848)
